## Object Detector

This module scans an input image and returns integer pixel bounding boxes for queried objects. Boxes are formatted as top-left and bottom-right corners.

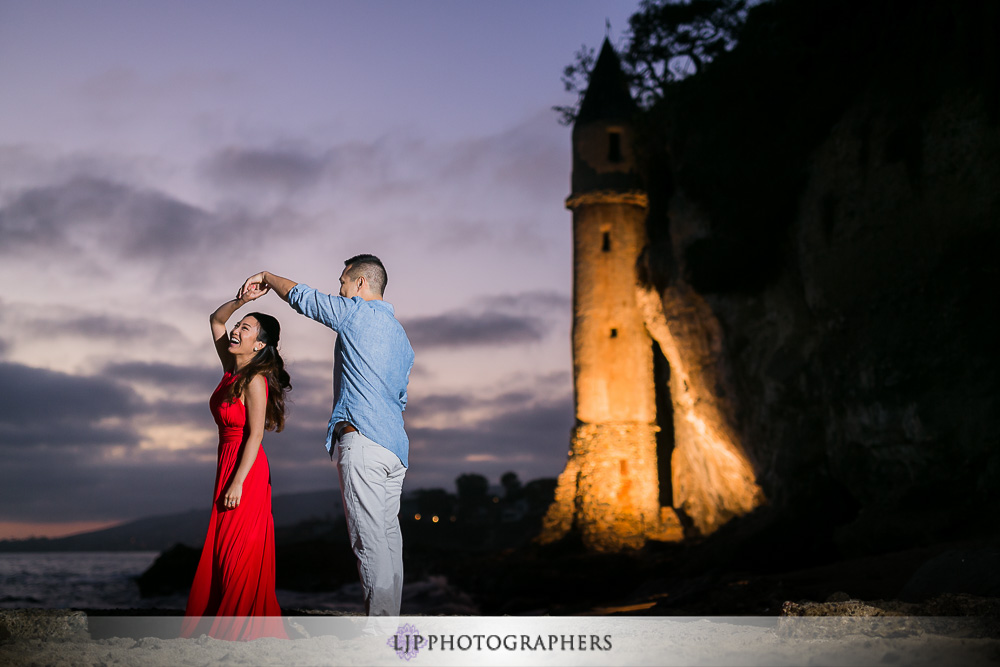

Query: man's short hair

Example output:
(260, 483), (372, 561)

(344, 254), (387, 295)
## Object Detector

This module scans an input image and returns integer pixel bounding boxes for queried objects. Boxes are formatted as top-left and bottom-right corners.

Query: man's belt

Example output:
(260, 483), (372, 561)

(336, 422), (358, 440)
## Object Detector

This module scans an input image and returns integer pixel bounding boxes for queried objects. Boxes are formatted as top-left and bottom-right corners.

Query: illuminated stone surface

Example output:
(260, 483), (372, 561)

(541, 40), (762, 551)
(638, 285), (764, 535)
(541, 41), (684, 551)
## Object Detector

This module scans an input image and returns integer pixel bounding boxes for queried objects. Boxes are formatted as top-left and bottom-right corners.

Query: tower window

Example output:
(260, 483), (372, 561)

(601, 231), (611, 252)
(610, 328), (618, 338)
(608, 130), (622, 163)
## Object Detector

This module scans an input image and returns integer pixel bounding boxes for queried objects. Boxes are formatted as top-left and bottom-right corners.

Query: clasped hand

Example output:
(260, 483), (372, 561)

(239, 272), (270, 301)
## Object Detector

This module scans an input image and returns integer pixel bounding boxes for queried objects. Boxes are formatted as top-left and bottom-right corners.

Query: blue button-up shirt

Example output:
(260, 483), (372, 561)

(287, 283), (414, 467)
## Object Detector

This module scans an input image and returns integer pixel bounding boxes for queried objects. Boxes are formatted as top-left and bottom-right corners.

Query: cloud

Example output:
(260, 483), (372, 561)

(405, 394), (574, 490)
(0, 357), (332, 523)
(0, 453), (214, 523)
(203, 147), (326, 191)
(103, 361), (221, 391)
(103, 359), (335, 432)
(0, 176), (203, 255)
(405, 311), (546, 349)
(410, 392), (477, 415)
(401, 373), (574, 488)
(482, 291), (571, 312)
(22, 313), (187, 344)
(406, 389), (536, 422)
(0, 361), (143, 448)
(402, 290), (569, 350)
(0, 176), (277, 267)
(0, 116), (575, 531)
(145, 398), (213, 426)
(0, 358), (573, 526)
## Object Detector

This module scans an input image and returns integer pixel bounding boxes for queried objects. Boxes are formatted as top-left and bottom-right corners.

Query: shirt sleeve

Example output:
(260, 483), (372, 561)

(287, 283), (355, 331)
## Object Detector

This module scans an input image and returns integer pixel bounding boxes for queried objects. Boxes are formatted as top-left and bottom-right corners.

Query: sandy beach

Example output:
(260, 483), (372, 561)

(2, 612), (999, 666)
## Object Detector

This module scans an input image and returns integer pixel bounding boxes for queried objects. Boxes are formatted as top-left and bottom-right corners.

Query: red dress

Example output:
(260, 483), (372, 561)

(181, 372), (286, 640)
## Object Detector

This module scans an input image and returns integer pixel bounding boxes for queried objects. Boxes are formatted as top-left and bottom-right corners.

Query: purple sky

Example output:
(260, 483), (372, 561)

(0, 0), (639, 539)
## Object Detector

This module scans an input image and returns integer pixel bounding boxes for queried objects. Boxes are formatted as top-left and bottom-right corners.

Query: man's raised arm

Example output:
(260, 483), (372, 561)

(240, 271), (298, 302)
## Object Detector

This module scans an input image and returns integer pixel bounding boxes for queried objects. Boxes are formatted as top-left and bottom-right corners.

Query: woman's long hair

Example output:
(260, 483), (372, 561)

(226, 312), (292, 432)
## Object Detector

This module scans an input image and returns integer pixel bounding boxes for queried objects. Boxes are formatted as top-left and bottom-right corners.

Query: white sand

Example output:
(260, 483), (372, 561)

(2, 616), (998, 666)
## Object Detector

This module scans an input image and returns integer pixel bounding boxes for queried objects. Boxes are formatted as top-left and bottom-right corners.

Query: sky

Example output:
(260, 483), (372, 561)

(0, 0), (640, 539)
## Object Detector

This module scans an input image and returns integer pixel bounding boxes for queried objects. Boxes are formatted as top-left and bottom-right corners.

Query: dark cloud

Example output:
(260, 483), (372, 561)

(404, 311), (546, 349)
(0, 358), (334, 523)
(411, 393), (477, 415)
(482, 291), (571, 312)
(401, 291), (568, 349)
(281, 362), (333, 397)
(103, 361), (221, 391)
(405, 389), (535, 421)
(0, 176), (272, 265)
(405, 394), (574, 490)
(476, 397), (574, 435)
(203, 147), (326, 191)
(0, 176), (206, 256)
(119, 361), (335, 427)
(402, 378), (573, 489)
(0, 360), (572, 525)
(23, 314), (186, 343)
(0, 361), (143, 448)
(145, 398), (213, 426)
(0, 452), (215, 523)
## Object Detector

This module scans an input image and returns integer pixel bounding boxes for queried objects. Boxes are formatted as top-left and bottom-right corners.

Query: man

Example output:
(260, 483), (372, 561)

(239, 255), (414, 618)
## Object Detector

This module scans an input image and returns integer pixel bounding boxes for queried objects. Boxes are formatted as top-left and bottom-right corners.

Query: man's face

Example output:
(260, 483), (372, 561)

(339, 265), (361, 298)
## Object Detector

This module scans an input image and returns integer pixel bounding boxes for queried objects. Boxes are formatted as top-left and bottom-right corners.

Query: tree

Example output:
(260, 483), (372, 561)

(555, 0), (751, 124)
(455, 473), (489, 508)
(415, 488), (455, 518)
(500, 471), (523, 502)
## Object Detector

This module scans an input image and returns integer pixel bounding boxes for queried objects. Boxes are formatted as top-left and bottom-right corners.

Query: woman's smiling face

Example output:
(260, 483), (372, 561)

(228, 316), (262, 355)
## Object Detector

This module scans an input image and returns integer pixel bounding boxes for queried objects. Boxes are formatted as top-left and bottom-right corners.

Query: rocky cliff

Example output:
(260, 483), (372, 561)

(640, 0), (999, 555)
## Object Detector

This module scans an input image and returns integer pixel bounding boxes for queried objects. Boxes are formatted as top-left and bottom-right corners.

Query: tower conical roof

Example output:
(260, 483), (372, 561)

(575, 38), (637, 125)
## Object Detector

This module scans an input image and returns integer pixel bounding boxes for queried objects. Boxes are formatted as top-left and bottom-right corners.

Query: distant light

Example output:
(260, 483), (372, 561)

(414, 513), (421, 521)
(492, 497), (499, 503)
(431, 515), (440, 523)
(450, 516), (457, 522)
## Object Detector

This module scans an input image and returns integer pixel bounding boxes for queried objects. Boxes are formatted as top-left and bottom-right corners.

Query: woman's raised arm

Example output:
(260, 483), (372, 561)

(210, 283), (269, 367)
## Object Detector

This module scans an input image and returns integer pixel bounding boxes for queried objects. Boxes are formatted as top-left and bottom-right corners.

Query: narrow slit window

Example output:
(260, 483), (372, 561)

(601, 231), (611, 252)
(610, 328), (618, 338)
(608, 131), (622, 163)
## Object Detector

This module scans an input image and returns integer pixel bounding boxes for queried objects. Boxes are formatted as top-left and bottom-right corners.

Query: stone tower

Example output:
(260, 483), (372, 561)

(540, 39), (682, 552)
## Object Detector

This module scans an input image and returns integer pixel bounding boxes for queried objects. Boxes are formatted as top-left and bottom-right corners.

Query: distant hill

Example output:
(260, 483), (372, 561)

(0, 489), (344, 552)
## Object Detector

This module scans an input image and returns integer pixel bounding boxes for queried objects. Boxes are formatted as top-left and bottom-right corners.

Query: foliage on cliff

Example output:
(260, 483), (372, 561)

(562, 0), (998, 291)
(652, 0), (1000, 292)
(556, 0), (750, 124)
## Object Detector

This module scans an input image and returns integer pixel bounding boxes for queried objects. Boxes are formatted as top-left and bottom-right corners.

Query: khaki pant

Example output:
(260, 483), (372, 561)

(335, 430), (406, 618)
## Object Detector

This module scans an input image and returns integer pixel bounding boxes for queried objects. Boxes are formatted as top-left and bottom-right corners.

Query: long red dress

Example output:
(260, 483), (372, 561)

(181, 372), (286, 640)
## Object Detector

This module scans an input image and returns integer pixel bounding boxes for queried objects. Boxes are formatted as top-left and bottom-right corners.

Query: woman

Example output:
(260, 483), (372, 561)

(181, 283), (290, 640)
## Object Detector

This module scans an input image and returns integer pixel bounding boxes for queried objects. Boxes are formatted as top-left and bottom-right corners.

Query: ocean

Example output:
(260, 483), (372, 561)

(0, 551), (177, 610)
(0, 552), (430, 613)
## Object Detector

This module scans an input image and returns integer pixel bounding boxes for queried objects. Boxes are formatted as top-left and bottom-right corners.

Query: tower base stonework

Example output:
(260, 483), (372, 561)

(539, 423), (684, 552)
